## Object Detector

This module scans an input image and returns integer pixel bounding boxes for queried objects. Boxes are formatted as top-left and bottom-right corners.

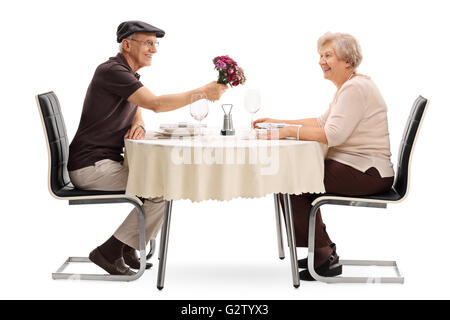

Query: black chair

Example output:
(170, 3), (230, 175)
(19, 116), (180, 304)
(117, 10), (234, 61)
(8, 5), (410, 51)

(36, 91), (155, 281)
(274, 95), (429, 283)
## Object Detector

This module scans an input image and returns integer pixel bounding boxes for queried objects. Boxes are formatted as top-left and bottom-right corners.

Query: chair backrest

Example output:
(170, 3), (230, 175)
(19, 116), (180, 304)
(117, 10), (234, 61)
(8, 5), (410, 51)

(393, 96), (429, 199)
(36, 92), (72, 196)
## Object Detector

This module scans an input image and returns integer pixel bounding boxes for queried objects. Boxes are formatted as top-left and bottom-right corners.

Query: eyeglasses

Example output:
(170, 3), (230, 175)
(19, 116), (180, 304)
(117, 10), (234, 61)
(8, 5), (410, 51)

(130, 39), (159, 48)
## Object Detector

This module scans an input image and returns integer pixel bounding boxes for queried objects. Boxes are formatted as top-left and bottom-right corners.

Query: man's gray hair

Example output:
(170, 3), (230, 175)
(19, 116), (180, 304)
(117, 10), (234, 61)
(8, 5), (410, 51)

(317, 32), (363, 70)
(118, 34), (134, 52)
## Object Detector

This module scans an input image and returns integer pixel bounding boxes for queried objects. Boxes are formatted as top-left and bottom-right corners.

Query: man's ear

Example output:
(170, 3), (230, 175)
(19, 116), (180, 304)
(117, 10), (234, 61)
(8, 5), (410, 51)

(122, 39), (131, 52)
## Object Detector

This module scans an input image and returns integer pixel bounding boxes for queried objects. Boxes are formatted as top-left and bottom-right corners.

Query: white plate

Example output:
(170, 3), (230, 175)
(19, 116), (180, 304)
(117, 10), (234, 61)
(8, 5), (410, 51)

(160, 127), (198, 134)
(155, 129), (198, 137)
(160, 123), (206, 130)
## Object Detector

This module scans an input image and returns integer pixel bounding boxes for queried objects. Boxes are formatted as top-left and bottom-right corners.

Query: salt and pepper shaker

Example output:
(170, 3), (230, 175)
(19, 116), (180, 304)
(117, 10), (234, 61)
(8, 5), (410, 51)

(220, 104), (235, 136)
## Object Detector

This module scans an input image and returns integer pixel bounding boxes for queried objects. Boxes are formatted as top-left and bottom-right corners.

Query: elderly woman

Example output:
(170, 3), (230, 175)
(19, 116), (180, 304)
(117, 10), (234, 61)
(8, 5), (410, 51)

(254, 32), (395, 281)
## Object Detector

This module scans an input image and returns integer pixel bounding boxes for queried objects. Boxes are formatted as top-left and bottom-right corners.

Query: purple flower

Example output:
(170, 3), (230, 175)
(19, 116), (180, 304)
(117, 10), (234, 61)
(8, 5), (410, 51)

(215, 60), (227, 69)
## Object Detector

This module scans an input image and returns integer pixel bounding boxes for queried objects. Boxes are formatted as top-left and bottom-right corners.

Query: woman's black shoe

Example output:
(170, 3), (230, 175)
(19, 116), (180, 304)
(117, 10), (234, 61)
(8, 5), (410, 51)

(298, 243), (337, 269)
(299, 253), (342, 281)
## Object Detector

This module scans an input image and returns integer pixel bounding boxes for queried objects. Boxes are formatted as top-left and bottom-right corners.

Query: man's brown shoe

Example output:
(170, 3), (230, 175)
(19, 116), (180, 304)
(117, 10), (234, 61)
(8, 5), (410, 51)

(123, 247), (152, 270)
(89, 247), (136, 276)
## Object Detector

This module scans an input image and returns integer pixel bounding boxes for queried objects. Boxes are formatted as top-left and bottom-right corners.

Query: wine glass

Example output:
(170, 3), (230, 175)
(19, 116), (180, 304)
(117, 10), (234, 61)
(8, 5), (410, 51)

(244, 88), (261, 136)
(190, 93), (209, 135)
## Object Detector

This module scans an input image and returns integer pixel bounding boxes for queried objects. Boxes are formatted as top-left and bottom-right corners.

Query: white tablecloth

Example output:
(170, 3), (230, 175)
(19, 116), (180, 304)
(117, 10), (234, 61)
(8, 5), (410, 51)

(124, 132), (328, 202)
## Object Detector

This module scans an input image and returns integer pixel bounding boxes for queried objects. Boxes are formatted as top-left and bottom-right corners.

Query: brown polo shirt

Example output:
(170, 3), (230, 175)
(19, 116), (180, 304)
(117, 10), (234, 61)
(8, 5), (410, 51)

(68, 53), (143, 171)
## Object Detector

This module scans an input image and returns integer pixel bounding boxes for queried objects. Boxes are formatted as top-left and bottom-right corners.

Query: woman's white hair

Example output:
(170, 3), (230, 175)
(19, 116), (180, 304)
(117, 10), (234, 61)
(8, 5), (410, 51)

(118, 34), (134, 52)
(317, 32), (363, 70)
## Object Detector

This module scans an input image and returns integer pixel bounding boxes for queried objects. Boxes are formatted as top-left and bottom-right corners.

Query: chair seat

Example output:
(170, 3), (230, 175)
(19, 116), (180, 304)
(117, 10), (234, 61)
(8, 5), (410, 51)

(313, 188), (403, 203)
(54, 183), (125, 198)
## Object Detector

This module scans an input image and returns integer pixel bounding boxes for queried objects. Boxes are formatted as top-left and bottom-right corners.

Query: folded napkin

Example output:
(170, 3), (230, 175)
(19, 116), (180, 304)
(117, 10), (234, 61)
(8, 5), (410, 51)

(255, 123), (302, 129)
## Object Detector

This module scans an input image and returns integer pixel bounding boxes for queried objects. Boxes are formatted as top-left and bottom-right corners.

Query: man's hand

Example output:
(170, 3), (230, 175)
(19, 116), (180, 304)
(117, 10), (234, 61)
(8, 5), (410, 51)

(201, 81), (228, 101)
(125, 124), (146, 140)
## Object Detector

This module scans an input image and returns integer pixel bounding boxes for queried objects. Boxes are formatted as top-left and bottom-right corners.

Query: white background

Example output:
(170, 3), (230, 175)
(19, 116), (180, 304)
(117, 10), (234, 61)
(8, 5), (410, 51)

(0, 0), (449, 299)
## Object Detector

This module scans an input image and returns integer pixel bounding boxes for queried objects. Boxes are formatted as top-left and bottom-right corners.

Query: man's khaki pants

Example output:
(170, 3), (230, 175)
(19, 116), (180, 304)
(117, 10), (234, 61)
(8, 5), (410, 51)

(69, 159), (166, 249)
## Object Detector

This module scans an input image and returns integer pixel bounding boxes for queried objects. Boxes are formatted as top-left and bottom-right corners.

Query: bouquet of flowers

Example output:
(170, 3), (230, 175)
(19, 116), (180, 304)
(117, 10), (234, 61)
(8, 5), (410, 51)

(213, 55), (246, 87)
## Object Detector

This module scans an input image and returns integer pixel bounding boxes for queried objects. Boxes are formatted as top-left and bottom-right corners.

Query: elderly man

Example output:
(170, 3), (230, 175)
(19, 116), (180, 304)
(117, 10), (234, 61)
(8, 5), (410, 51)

(68, 21), (227, 275)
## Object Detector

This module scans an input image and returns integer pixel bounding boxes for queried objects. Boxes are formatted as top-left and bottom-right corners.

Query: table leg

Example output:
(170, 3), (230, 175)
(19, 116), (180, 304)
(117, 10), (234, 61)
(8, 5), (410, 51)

(273, 194), (285, 260)
(282, 194), (300, 288)
(157, 200), (173, 290)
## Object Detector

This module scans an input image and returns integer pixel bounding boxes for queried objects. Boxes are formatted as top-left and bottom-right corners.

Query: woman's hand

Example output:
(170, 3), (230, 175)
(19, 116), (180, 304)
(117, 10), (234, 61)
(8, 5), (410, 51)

(125, 123), (146, 140)
(252, 117), (282, 129)
(256, 127), (292, 140)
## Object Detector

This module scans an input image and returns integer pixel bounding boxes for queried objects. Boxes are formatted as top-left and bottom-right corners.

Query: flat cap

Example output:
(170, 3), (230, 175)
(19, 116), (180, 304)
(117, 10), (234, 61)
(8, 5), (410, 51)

(117, 20), (165, 43)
